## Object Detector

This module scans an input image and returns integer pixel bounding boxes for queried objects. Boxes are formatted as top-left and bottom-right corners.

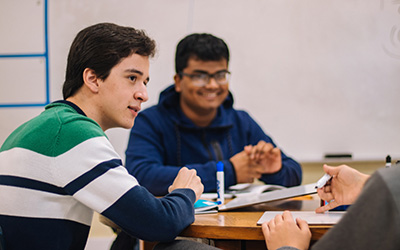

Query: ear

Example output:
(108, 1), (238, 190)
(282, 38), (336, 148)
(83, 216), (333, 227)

(174, 74), (182, 93)
(83, 68), (100, 93)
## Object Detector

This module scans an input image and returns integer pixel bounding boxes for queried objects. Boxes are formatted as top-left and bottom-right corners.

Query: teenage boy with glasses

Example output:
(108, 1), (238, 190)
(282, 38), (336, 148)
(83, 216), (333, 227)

(113, 32), (302, 250)
(125, 33), (302, 195)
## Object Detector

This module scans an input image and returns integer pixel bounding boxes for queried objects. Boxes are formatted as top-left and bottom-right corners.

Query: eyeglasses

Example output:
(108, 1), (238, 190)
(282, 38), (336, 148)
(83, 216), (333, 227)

(180, 71), (231, 87)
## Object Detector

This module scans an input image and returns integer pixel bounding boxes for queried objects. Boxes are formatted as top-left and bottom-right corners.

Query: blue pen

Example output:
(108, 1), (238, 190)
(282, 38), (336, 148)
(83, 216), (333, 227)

(216, 161), (225, 205)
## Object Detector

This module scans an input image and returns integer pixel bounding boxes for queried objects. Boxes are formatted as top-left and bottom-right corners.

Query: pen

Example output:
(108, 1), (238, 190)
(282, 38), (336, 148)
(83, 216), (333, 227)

(315, 173), (332, 189)
(386, 155), (391, 168)
(216, 161), (225, 205)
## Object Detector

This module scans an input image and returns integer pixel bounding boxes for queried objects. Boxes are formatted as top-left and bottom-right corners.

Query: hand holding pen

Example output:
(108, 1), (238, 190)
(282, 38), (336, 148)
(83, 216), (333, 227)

(315, 164), (370, 213)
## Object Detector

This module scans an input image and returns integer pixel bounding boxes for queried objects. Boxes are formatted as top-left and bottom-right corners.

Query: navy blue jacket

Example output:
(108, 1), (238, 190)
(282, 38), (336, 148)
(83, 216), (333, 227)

(126, 85), (302, 195)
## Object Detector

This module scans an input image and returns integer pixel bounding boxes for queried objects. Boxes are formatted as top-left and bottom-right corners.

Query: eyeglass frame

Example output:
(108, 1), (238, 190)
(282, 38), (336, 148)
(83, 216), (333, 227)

(179, 70), (231, 87)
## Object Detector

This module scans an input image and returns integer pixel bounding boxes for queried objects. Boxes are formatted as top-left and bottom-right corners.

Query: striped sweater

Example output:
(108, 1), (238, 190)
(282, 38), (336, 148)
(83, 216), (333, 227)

(0, 101), (196, 250)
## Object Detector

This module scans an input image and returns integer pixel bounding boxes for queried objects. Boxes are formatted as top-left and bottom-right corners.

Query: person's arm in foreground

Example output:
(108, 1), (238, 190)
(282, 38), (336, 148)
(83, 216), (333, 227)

(315, 164), (370, 213)
(262, 166), (400, 250)
(261, 164), (371, 250)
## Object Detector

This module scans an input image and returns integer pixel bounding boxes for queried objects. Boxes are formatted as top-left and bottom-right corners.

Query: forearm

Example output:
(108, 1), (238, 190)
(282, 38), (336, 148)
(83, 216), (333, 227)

(101, 186), (196, 242)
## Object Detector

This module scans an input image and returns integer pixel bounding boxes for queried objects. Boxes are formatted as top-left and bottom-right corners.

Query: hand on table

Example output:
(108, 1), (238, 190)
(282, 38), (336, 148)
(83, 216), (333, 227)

(168, 167), (204, 201)
(262, 210), (311, 250)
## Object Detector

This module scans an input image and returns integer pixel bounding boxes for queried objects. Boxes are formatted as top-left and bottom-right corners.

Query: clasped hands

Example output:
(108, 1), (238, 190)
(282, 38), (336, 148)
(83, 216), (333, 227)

(230, 140), (282, 183)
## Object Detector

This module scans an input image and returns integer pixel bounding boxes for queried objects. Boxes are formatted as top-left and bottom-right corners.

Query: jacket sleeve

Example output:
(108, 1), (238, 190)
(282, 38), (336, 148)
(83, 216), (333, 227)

(126, 111), (238, 195)
(125, 111), (184, 195)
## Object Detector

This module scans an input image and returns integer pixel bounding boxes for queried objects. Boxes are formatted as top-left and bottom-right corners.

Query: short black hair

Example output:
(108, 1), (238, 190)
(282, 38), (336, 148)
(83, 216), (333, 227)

(175, 33), (229, 74)
(63, 22), (156, 99)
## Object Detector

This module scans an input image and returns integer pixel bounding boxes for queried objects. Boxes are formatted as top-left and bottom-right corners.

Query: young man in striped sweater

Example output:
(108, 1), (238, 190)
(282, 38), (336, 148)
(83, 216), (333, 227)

(0, 23), (216, 250)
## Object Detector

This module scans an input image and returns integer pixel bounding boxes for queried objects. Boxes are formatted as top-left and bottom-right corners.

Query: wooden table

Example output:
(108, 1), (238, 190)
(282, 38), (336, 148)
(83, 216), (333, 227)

(143, 196), (332, 250)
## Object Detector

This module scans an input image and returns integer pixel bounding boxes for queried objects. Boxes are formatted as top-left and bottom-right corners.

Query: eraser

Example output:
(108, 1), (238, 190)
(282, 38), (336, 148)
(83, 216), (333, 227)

(324, 153), (352, 159)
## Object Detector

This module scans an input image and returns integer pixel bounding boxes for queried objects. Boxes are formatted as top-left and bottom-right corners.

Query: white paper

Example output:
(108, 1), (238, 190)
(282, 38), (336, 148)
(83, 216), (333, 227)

(257, 211), (345, 225)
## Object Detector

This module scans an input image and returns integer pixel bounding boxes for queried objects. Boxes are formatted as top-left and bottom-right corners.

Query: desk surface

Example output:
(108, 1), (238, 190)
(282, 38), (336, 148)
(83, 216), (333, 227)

(143, 196), (332, 250)
(180, 197), (331, 242)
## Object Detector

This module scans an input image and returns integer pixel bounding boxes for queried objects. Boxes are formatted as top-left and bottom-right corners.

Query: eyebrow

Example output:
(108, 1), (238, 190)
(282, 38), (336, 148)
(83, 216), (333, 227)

(125, 68), (150, 82)
(192, 69), (229, 74)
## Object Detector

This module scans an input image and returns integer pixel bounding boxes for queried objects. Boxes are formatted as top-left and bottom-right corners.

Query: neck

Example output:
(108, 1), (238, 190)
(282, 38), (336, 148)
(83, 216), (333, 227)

(180, 103), (217, 127)
(66, 96), (106, 131)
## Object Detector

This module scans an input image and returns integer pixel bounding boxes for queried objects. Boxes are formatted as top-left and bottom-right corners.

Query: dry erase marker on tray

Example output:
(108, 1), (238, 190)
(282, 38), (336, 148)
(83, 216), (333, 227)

(386, 155), (391, 168)
(216, 161), (225, 205)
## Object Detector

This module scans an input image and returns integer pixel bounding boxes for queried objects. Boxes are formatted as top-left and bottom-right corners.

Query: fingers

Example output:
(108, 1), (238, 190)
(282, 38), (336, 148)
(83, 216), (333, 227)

(296, 217), (309, 230)
(315, 199), (339, 213)
(316, 186), (334, 201)
(170, 167), (204, 200)
(274, 213), (284, 224)
(261, 221), (270, 238)
(244, 145), (252, 155)
(249, 141), (272, 160)
(249, 141), (282, 167)
(281, 210), (294, 222)
(243, 140), (281, 163)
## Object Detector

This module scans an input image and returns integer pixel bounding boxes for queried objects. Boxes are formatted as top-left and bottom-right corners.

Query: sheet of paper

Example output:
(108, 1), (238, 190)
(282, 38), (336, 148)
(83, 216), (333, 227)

(257, 211), (345, 225)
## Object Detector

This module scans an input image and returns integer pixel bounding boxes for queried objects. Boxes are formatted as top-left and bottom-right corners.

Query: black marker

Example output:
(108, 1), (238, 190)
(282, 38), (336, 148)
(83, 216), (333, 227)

(386, 155), (391, 168)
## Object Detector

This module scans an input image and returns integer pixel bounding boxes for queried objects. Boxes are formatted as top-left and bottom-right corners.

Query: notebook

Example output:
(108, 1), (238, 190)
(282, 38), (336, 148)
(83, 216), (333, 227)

(219, 183), (317, 211)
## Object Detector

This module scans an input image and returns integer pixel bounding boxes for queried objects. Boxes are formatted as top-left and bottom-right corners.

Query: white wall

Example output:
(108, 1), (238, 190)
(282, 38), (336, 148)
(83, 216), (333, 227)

(1, 0), (399, 162)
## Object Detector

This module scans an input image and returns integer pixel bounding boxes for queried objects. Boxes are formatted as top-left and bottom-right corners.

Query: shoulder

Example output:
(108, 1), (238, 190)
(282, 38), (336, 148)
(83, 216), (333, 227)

(373, 167), (400, 201)
(226, 108), (260, 126)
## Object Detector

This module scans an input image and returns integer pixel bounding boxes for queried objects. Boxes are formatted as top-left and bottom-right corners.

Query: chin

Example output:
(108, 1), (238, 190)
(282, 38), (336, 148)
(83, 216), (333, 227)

(120, 120), (135, 129)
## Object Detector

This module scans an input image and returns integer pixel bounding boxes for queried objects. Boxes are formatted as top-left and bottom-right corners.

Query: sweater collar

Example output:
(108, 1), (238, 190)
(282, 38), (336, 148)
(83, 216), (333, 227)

(50, 100), (87, 116)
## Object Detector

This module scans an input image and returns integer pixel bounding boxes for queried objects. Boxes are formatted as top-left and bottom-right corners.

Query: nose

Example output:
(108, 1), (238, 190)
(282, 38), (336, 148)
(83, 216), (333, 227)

(206, 76), (219, 88)
(134, 84), (149, 103)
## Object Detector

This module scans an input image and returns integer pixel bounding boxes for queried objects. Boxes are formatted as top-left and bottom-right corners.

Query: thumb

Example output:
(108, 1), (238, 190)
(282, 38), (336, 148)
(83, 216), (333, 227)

(323, 164), (340, 177)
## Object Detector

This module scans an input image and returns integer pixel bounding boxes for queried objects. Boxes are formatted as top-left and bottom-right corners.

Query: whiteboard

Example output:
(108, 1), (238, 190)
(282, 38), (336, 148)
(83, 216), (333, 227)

(0, 0), (399, 162)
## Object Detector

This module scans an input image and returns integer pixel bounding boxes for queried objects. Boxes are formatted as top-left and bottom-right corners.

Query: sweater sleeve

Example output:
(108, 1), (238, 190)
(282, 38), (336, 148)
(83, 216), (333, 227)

(125, 110), (184, 195)
(101, 187), (196, 242)
(59, 135), (196, 242)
